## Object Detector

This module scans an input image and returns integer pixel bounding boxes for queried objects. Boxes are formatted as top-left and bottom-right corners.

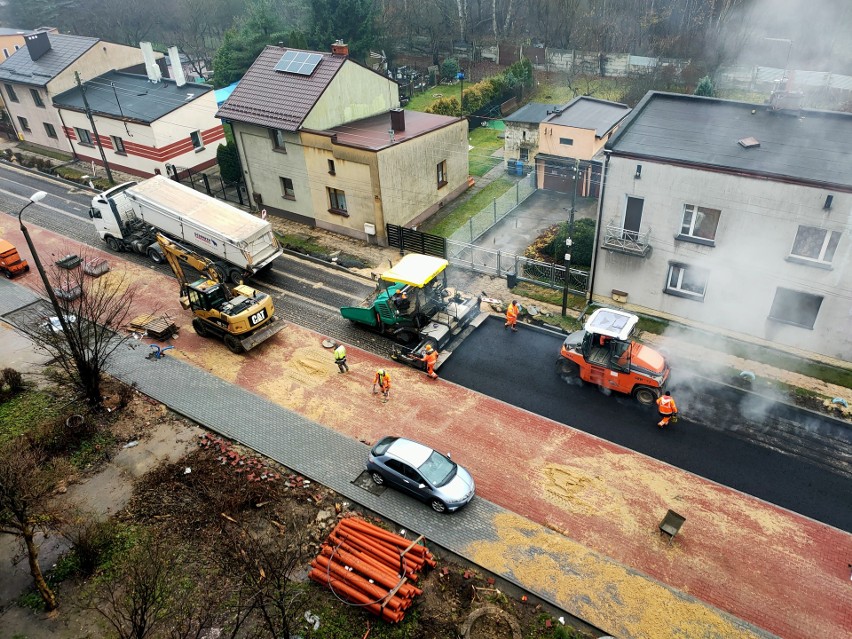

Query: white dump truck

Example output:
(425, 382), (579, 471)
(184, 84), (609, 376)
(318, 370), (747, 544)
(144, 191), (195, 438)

(88, 175), (282, 283)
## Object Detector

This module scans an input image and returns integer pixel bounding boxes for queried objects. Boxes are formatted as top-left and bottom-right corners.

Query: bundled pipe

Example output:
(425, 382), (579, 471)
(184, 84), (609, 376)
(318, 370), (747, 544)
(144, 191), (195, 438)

(309, 516), (434, 623)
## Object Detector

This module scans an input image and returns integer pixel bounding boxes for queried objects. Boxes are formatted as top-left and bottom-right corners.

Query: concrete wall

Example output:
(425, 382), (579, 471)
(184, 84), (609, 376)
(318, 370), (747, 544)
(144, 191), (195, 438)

(233, 122), (310, 219)
(303, 62), (399, 130)
(5, 83), (72, 153)
(503, 122), (540, 163)
(378, 119), (469, 230)
(59, 92), (222, 177)
(593, 156), (852, 360)
(538, 124), (598, 160)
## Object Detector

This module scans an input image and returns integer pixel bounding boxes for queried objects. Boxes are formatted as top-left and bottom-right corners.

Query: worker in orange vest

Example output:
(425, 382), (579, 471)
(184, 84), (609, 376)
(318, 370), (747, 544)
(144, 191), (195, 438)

(419, 344), (439, 379)
(655, 391), (678, 428)
(372, 369), (391, 402)
(504, 300), (520, 332)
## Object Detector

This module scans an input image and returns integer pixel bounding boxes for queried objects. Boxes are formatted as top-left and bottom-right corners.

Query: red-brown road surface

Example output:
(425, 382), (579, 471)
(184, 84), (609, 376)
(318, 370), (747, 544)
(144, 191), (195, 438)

(5, 223), (851, 639)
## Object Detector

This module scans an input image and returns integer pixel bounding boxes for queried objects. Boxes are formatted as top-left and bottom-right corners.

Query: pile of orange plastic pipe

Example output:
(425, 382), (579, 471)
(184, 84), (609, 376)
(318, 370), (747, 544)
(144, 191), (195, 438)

(308, 516), (436, 623)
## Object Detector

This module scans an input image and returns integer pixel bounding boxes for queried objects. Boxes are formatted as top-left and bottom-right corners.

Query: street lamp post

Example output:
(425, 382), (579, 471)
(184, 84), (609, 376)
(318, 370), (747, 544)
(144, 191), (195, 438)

(18, 191), (75, 337)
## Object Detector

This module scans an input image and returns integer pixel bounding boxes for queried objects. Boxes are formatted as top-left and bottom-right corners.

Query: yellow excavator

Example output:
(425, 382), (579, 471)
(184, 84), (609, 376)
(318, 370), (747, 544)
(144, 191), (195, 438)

(156, 233), (284, 353)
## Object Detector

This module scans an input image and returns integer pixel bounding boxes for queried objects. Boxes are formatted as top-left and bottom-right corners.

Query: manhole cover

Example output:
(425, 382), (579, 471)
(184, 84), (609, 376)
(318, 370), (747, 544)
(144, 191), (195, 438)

(352, 470), (386, 495)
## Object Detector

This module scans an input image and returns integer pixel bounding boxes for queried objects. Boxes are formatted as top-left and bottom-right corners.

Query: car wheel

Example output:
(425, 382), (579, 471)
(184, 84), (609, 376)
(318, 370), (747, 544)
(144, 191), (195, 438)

(192, 318), (209, 338)
(430, 499), (447, 513)
(370, 471), (385, 486)
(105, 236), (121, 252)
(224, 333), (244, 354)
(633, 385), (659, 406)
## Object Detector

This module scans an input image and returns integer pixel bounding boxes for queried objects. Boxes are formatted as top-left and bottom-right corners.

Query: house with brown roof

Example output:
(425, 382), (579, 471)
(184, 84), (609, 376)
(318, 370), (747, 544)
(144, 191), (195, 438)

(216, 43), (469, 245)
(0, 31), (151, 154)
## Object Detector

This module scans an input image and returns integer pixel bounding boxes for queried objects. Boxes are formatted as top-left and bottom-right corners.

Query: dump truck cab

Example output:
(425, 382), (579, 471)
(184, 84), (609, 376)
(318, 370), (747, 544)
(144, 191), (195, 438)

(558, 307), (670, 405)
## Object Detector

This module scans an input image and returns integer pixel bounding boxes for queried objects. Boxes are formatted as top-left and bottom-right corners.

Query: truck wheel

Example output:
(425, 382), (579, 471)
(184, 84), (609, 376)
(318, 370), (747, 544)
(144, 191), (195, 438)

(105, 236), (121, 252)
(633, 386), (660, 406)
(224, 333), (245, 354)
(227, 268), (243, 285)
(192, 318), (209, 338)
(3, 270), (11, 279)
(147, 248), (164, 264)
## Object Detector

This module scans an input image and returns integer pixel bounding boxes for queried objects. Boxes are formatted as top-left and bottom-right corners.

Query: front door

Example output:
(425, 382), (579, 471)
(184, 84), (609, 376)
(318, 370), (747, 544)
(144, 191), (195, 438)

(623, 196), (644, 241)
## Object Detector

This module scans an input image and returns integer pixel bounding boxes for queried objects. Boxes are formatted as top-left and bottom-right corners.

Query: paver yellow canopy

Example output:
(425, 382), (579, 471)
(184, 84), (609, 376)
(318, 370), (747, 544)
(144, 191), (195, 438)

(381, 254), (448, 288)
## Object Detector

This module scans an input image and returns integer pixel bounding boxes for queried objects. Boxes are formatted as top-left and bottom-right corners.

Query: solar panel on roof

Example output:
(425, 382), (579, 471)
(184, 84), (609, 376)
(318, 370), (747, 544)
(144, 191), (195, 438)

(274, 50), (323, 75)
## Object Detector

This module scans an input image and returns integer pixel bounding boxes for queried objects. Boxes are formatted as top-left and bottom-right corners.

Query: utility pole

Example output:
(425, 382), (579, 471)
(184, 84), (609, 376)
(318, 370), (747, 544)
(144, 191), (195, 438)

(75, 71), (114, 185)
(457, 70), (465, 116)
(561, 159), (580, 316)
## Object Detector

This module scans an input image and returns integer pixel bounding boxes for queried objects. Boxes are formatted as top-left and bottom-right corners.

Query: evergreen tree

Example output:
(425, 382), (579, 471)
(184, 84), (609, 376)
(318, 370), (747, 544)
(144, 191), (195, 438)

(308, 0), (376, 62)
(694, 75), (714, 97)
(217, 140), (241, 184)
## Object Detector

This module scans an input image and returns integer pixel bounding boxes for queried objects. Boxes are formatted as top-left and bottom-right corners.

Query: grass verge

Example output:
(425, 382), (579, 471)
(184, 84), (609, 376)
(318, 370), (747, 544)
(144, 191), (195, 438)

(423, 177), (516, 237)
(0, 390), (61, 444)
(16, 142), (73, 162)
(468, 126), (504, 177)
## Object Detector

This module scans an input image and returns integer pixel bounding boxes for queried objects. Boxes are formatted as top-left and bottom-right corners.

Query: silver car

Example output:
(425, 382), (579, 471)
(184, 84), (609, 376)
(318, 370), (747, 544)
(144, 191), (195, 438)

(366, 436), (475, 513)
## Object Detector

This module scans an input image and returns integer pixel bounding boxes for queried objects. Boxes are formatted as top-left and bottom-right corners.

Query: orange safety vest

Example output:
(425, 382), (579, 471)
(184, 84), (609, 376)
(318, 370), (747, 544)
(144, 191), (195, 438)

(506, 303), (519, 322)
(656, 395), (677, 414)
(374, 372), (391, 389)
(422, 351), (438, 367)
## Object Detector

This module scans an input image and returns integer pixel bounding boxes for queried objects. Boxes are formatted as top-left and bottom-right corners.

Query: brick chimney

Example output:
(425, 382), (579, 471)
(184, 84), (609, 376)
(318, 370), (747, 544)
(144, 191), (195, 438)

(331, 40), (349, 57)
(390, 108), (405, 132)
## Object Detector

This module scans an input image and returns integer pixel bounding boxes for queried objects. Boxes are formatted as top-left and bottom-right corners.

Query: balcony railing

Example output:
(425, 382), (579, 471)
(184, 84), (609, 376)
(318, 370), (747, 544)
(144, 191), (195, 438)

(602, 223), (652, 257)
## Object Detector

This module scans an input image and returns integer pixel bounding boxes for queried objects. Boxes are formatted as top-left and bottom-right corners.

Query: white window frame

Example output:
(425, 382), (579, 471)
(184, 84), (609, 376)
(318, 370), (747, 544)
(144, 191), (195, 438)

(327, 187), (348, 216)
(271, 129), (286, 152)
(436, 160), (447, 187)
(789, 225), (841, 266)
(280, 176), (295, 199)
(18, 116), (30, 132)
(190, 130), (204, 151)
(112, 135), (126, 154)
(679, 204), (720, 244)
(5, 83), (18, 102)
(43, 122), (57, 138)
(664, 262), (708, 300)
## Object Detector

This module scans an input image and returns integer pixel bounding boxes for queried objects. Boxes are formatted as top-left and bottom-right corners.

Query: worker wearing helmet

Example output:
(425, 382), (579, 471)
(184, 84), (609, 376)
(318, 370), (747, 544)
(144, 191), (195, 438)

(419, 344), (439, 379)
(372, 369), (391, 402)
(505, 300), (520, 332)
(333, 343), (348, 373)
(655, 391), (678, 428)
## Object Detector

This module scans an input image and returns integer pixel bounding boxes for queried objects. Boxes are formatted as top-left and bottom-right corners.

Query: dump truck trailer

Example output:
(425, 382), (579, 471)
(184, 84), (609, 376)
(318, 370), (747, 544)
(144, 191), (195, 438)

(89, 175), (282, 284)
(0, 239), (29, 278)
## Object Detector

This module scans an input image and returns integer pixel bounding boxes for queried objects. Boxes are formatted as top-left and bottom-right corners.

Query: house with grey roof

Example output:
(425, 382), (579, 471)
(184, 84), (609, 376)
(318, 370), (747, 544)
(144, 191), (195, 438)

(593, 91), (852, 362)
(0, 31), (150, 154)
(52, 69), (223, 178)
(217, 43), (469, 245)
(503, 97), (630, 197)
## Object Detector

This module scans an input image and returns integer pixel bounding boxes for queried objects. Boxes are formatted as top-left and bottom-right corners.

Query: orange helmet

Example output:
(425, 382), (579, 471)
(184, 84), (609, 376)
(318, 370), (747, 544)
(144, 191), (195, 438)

(425, 344), (434, 353)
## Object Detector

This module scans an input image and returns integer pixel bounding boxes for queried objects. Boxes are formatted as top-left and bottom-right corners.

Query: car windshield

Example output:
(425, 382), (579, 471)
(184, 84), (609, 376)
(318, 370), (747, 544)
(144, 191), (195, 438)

(417, 451), (456, 487)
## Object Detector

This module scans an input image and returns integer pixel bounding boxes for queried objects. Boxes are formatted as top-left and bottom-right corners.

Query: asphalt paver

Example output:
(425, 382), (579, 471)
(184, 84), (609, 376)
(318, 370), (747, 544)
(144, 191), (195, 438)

(2, 223), (851, 639)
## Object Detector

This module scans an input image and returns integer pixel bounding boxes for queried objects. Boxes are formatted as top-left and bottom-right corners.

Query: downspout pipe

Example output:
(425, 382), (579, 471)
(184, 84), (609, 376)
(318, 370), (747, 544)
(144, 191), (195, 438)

(587, 150), (610, 308)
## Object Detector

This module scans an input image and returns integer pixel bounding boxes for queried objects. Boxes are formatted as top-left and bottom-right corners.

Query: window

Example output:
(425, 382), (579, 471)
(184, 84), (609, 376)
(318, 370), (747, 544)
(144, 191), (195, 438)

(111, 136), (126, 154)
(664, 263), (708, 300)
(519, 147), (529, 161)
(436, 160), (447, 188)
(559, 137), (574, 146)
(43, 122), (57, 138)
(30, 88), (44, 107)
(271, 129), (286, 152)
(75, 127), (93, 145)
(327, 188), (348, 216)
(2, 49), (8, 59)
(4, 83), (17, 102)
(189, 130), (203, 150)
(17, 116), (30, 132)
(327, 159), (335, 174)
(678, 204), (721, 244)
(768, 287), (822, 329)
(280, 177), (295, 199)
(789, 225), (841, 266)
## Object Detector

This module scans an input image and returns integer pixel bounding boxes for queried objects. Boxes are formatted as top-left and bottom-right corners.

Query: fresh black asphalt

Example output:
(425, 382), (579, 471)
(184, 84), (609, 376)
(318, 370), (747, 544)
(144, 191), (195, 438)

(439, 316), (852, 532)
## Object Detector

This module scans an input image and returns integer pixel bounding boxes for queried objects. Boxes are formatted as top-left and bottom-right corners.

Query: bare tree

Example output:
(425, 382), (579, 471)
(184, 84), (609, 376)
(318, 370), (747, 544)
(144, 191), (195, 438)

(18, 246), (143, 408)
(223, 515), (312, 639)
(0, 439), (61, 611)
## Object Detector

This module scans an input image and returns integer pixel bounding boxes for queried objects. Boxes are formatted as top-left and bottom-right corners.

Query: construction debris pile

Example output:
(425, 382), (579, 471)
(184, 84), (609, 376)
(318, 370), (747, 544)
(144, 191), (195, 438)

(309, 516), (436, 623)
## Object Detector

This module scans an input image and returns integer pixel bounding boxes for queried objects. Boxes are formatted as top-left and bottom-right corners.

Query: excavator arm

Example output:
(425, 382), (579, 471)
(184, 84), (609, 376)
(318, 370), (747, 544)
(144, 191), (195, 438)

(155, 233), (222, 288)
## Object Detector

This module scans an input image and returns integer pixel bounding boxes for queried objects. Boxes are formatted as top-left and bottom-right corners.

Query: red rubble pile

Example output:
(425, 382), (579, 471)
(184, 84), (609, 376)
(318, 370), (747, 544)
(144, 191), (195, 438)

(198, 433), (283, 483)
(309, 516), (436, 623)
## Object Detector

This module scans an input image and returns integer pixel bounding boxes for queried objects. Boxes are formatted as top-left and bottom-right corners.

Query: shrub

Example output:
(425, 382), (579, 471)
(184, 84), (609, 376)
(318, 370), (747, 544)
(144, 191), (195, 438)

(440, 57), (460, 82)
(694, 75), (714, 97)
(217, 140), (241, 184)
(1, 368), (24, 393)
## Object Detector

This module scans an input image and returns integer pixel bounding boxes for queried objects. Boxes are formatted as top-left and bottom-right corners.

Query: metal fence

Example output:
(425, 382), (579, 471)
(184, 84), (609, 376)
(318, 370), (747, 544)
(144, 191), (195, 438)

(447, 171), (537, 245)
(168, 164), (249, 207)
(446, 239), (588, 296)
